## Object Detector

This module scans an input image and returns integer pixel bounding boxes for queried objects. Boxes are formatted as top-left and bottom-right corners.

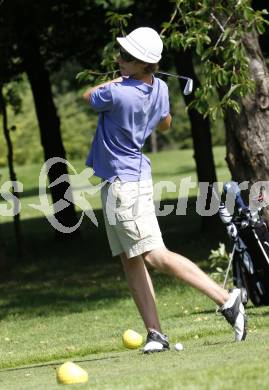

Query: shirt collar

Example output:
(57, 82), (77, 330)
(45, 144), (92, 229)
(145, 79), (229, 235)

(123, 76), (155, 93)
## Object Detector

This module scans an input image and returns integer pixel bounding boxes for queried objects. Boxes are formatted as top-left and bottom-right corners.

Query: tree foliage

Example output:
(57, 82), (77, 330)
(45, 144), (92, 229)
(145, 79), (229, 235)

(76, 10), (132, 84)
(161, 0), (269, 119)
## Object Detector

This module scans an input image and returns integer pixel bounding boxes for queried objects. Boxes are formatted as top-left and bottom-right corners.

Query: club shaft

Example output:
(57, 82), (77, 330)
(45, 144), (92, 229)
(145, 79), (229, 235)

(223, 243), (236, 289)
(87, 69), (191, 81)
(156, 71), (189, 81)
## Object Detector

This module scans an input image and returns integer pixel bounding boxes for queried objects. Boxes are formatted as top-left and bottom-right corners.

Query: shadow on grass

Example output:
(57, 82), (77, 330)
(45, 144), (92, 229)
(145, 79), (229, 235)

(0, 286), (128, 320)
(0, 196), (227, 321)
(246, 307), (269, 316)
(0, 353), (122, 373)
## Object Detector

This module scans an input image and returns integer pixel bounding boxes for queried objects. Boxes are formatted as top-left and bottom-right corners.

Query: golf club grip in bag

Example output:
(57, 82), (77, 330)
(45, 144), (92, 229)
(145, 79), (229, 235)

(223, 181), (247, 210)
(220, 181), (269, 306)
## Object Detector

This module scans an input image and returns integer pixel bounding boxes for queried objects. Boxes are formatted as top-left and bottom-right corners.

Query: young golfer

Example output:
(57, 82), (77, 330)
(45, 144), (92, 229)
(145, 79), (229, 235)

(83, 27), (247, 352)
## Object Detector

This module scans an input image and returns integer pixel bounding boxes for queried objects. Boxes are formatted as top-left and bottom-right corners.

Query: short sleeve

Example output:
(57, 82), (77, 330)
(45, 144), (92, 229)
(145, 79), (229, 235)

(90, 85), (113, 112)
(160, 84), (170, 120)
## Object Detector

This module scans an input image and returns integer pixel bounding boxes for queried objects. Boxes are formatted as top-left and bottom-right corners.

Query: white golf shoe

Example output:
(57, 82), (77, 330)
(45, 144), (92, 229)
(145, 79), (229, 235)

(220, 288), (247, 341)
(142, 330), (170, 354)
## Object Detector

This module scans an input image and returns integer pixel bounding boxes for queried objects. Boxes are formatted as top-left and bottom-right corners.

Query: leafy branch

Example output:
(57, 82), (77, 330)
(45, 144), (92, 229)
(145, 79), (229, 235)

(76, 11), (131, 85)
(161, 0), (269, 119)
(208, 242), (230, 282)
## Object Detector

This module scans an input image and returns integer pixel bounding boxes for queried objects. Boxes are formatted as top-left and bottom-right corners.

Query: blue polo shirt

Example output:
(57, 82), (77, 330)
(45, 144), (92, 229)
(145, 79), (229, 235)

(86, 76), (169, 182)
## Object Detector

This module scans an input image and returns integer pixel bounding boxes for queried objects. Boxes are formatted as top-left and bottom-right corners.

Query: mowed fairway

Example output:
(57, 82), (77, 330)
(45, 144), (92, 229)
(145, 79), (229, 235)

(1, 148), (269, 389)
(1, 287), (269, 390)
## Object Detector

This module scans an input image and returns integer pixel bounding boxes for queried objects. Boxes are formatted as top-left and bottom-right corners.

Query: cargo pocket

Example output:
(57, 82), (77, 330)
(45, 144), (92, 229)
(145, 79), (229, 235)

(134, 214), (152, 239)
(117, 207), (154, 241)
(117, 208), (141, 241)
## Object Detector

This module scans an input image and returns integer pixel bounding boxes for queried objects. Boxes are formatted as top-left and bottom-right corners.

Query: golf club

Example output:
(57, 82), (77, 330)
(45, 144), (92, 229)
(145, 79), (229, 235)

(156, 71), (194, 95)
(84, 70), (194, 95)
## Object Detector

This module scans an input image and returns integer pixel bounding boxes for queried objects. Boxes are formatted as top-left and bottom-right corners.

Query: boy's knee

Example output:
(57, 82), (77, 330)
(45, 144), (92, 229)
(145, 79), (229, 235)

(143, 247), (170, 269)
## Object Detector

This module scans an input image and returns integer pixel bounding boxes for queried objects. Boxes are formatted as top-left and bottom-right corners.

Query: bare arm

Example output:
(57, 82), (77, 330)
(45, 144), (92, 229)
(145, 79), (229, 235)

(157, 114), (172, 131)
(82, 77), (123, 103)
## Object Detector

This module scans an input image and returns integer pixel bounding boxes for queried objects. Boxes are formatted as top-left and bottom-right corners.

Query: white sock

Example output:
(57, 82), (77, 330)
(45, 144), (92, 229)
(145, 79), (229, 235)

(221, 288), (240, 310)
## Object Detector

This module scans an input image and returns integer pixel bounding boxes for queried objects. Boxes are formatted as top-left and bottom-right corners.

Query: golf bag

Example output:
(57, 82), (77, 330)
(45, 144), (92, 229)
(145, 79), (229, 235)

(218, 182), (269, 306)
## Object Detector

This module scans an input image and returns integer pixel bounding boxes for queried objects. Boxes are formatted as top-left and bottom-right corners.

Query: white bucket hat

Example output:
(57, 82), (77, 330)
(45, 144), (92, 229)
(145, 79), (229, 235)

(117, 27), (163, 64)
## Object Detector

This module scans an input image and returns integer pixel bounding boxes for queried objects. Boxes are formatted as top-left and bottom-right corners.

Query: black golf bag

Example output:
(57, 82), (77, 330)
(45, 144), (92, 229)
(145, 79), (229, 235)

(218, 182), (269, 306)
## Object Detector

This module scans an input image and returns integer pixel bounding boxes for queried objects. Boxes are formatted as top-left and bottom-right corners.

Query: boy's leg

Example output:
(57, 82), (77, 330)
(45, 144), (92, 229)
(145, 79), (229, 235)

(120, 252), (161, 332)
(120, 252), (170, 352)
(142, 247), (247, 341)
(142, 247), (229, 305)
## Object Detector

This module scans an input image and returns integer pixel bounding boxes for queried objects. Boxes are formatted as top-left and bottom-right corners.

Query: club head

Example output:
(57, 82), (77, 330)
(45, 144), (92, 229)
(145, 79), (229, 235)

(155, 71), (194, 95)
(183, 78), (193, 95)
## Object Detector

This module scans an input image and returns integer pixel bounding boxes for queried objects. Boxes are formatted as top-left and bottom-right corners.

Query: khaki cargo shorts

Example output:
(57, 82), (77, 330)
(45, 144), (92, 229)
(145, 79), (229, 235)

(101, 178), (165, 259)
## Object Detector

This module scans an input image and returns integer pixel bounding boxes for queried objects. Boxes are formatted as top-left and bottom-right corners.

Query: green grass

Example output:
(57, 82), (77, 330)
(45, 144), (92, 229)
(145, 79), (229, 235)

(1, 270), (269, 389)
(1, 147), (269, 389)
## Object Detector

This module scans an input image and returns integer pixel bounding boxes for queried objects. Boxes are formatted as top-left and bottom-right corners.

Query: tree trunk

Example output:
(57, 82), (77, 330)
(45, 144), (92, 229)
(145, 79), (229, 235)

(0, 239), (8, 276)
(18, 36), (79, 238)
(221, 30), (269, 215)
(174, 50), (218, 231)
(0, 85), (22, 260)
